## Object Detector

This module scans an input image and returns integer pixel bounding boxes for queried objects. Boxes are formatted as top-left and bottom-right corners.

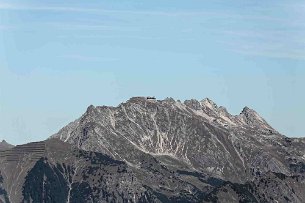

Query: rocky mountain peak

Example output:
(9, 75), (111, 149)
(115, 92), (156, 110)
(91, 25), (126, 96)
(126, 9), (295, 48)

(44, 96), (305, 202)
(52, 97), (281, 160)
(217, 106), (231, 117)
(78, 97), (277, 133)
(237, 106), (275, 132)
(0, 139), (14, 151)
(241, 106), (253, 114)
(184, 99), (201, 110)
(240, 106), (264, 122)
(201, 98), (218, 110)
(163, 97), (176, 104)
(87, 104), (95, 110)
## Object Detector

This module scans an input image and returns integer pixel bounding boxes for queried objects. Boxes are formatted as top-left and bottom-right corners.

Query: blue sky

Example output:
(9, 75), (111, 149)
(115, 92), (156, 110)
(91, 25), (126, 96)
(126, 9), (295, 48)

(0, 0), (304, 144)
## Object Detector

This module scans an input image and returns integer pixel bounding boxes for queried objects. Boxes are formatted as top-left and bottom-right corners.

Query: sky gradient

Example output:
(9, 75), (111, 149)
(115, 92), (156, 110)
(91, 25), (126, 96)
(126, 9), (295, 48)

(0, 0), (305, 145)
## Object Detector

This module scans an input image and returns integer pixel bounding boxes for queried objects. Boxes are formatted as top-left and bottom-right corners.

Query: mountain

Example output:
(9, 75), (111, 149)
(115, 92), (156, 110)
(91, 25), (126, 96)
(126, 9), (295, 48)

(51, 97), (293, 182)
(0, 140), (14, 151)
(1, 97), (305, 202)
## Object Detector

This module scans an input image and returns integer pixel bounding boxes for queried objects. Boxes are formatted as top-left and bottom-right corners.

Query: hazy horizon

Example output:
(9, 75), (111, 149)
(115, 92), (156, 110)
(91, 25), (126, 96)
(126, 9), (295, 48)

(1, 0), (305, 145)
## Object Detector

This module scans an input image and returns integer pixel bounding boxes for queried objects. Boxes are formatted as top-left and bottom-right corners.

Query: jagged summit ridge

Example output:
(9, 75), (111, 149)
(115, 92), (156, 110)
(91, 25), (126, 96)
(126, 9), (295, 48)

(53, 96), (279, 154)
(123, 97), (274, 131)
(92, 96), (272, 130)
(51, 96), (291, 183)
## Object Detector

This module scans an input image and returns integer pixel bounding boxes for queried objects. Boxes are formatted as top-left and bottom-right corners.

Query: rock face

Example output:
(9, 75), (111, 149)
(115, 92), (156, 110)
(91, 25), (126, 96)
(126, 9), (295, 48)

(1, 97), (305, 202)
(0, 141), (14, 151)
(51, 97), (296, 180)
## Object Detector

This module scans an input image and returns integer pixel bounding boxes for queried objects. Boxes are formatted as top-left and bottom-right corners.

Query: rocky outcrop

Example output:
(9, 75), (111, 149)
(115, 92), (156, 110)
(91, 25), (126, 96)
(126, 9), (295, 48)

(0, 141), (14, 151)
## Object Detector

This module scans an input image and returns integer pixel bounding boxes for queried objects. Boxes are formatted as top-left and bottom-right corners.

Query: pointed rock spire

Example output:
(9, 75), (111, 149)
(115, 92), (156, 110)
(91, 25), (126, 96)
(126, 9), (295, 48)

(240, 106), (264, 123)
(0, 139), (14, 150)
(201, 98), (218, 110)
(184, 99), (201, 110)
(237, 106), (275, 132)
(164, 97), (176, 104)
(218, 106), (231, 117)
